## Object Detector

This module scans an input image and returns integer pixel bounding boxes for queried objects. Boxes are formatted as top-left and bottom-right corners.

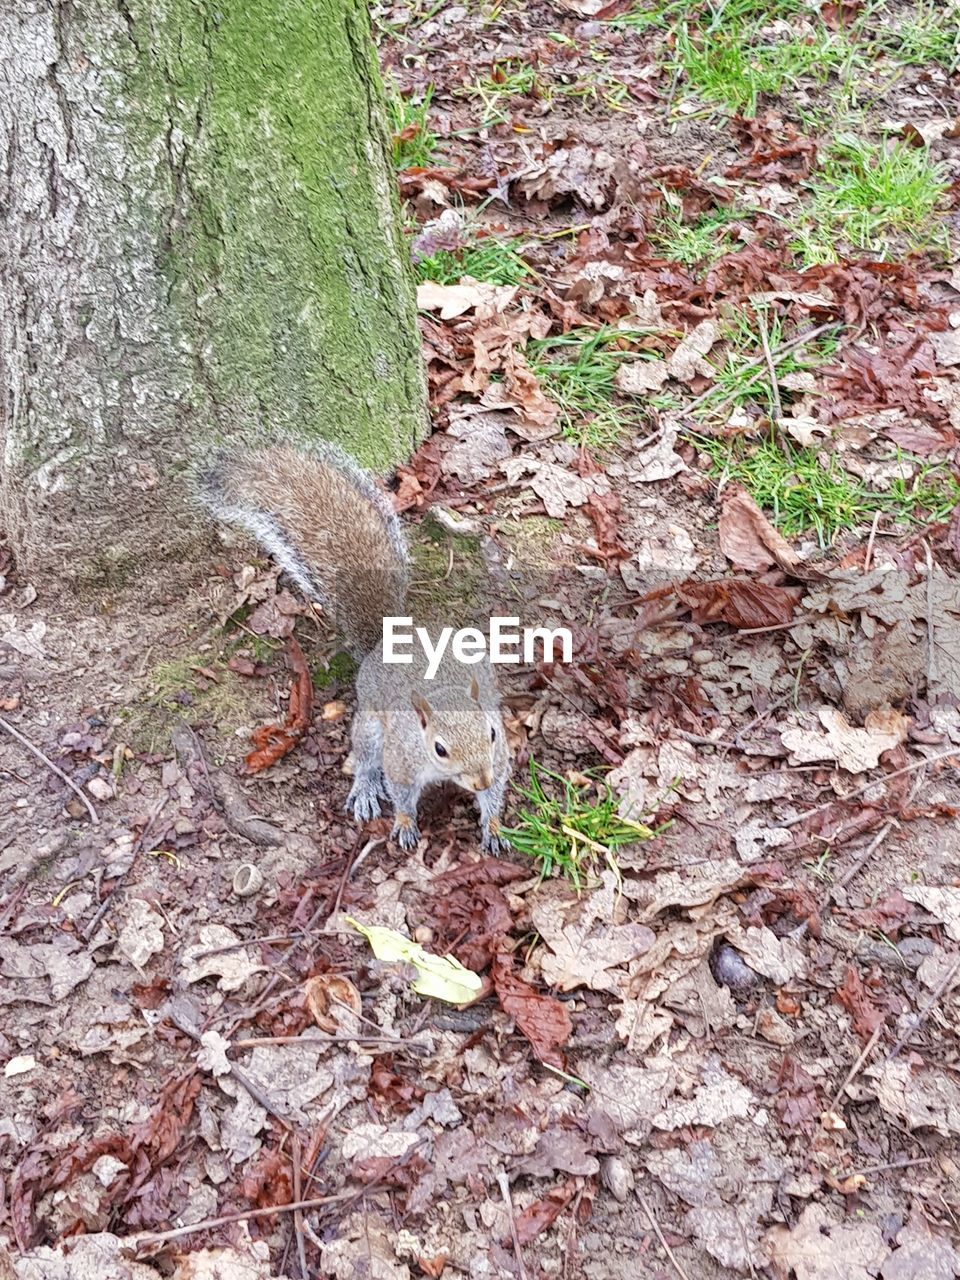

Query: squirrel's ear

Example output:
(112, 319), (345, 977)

(411, 692), (433, 729)
(469, 674), (480, 702)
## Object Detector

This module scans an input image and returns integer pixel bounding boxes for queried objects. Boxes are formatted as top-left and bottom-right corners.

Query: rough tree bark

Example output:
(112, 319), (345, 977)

(0, 0), (427, 586)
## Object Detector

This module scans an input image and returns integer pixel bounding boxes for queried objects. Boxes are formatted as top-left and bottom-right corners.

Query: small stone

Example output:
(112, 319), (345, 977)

(600, 1155), (634, 1202)
(691, 648), (714, 664)
(86, 776), (114, 802)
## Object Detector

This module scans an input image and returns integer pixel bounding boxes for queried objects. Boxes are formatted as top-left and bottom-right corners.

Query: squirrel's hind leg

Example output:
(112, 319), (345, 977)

(346, 712), (387, 823)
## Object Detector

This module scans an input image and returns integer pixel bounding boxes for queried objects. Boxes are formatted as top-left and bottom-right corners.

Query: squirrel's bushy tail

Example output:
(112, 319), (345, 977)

(198, 440), (408, 657)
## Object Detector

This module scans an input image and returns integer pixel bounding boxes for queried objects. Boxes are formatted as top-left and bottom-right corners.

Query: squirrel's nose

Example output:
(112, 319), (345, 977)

(474, 772), (493, 792)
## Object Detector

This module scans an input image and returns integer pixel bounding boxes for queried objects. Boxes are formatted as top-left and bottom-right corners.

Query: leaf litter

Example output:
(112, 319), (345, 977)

(4, 0), (960, 1276)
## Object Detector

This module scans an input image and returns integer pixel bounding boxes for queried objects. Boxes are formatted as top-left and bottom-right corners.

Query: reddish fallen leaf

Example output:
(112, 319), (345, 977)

(583, 490), (629, 563)
(512, 1182), (577, 1246)
(776, 1055), (820, 1131)
(676, 578), (801, 628)
(718, 486), (799, 572)
(419, 1255), (448, 1279)
(491, 954), (572, 1070)
(398, 167), (496, 200)
(850, 890), (915, 938)
(881, 418), (956, 457)
(371, 1058), (425, 1110)
(835, 964), (887, 1042)
(821, 0), (862, 28)
(241, 1148), (294, 1210)
(432, 880), (515, 973)
(246, 635), (314, 773)
(11, 1072), (201, 1246)
(228, 654), (258, 677)
(727, 114), (817, 183)
(824, 336), (946, 426)
(776, 991), (802, 1017)
(394, 436), (446, 513)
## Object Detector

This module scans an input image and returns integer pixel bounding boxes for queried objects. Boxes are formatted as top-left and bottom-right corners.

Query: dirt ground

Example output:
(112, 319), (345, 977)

(3, 1), (960, 1278)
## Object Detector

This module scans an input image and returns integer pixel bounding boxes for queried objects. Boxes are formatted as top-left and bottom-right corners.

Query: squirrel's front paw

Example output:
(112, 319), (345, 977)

(346, 777), (384, 823)
(391, 812), (421, 851)
(481, 818), (509, 856)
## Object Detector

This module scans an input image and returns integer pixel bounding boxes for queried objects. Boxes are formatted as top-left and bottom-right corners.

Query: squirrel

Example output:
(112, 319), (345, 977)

(199, 439), (511, 854)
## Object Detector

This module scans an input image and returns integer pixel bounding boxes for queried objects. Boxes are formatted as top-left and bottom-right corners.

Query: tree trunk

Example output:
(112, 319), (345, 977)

(0, 0), (426, 587)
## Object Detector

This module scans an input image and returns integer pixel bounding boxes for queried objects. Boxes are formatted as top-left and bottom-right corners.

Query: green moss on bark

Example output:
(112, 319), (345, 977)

(126, 0), (426, 464)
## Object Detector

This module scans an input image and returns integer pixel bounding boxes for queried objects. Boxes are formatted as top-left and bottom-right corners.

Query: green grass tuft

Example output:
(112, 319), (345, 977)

(415, 237), (530, 285)
(797, 135), (948, 259)
(696, 433), (960, 545)
(693, 310), (840, 420)
(527, 326), (660, 449)
(503, 761), (665, 889)
(386, 82), (437, 169)
(648, 197), (746, 268)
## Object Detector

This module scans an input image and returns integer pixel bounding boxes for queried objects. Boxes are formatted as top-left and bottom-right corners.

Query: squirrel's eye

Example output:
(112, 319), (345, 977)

(435, 741), (448, 758)
(490, 727), (497, 743)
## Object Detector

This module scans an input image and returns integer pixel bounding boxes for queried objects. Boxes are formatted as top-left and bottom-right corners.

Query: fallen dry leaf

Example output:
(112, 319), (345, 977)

(491, 954), (572, 1070)
(781, 705), (908, 772)
(870, 1058), (960, 1136)
(614, 357), (670, 395)
(764, 1203), (889, 1279)
(180, 925), (265, 993)
(881, 1214), (960, 1280)
(666, 319), (720, 383)
(416, 279), (518, 319)
(677, 578), (800, 628)
(719, 486), (799, 572)
(502, 457), (593, 517)
(901, 885), (960, 941)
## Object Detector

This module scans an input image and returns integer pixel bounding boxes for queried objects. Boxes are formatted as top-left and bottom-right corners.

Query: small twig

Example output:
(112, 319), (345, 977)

(497, 1171), (529, 1280)
(863, 511), (881, 573)
(832, 820), (897, 895)
(170, 1012), (291, 1128)
(675, 729), (741, 750)
(830, 1022), (884, 1111)
(847, 1155), (934, 1180)
(885, 954), (960, 1063)
(730, 691), (794, 752)
(638, 1189), (691, 1280)
(662, 61), (682, 119)
(82, 800), (166, 940)
(726, 613), (818, 638)
(684, 321), (838, 417)
(172, 723), (285, 847)
(756, 308), (784, 426)
(0, 713), (99, 824)
(832, 771), (925, 896)
(233, 1034), (430, 1052)
(923, 539), (935, 692)
(193, 934), (300, 958)
(135, 1193), (355, 1248)
(292, 1133), (308, 1280)
(782, 748), (960, 829)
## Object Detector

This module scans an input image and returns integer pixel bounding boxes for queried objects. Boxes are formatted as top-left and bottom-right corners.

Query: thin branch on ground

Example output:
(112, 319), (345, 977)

(782, 748), (959, 829)
(135, 1192), (356, 1249)
(885, 954), (960, 1062)
(830, 1022), (884, 1112)
(0, 713), (99, 824)
(496, 1170), (529, 1280)
(756, 307), (784, 425)
(638, 1189), (692, 1280)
